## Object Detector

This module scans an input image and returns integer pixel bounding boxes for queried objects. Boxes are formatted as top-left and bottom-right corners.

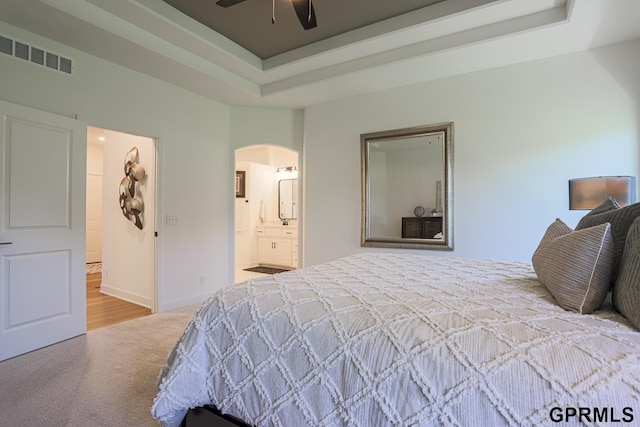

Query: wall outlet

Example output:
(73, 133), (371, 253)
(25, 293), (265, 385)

(166, 215), (179, 225)
(199, 276), (206, 286)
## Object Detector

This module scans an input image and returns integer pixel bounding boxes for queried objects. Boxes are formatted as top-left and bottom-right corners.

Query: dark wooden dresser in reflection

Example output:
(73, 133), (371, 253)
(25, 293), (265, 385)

(402, 216), (443, 239)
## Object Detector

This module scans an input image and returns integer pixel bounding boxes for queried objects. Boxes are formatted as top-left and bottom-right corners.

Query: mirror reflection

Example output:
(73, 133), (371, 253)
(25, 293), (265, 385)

(278, 179), (298, 220)
(361, 122), (453, 250)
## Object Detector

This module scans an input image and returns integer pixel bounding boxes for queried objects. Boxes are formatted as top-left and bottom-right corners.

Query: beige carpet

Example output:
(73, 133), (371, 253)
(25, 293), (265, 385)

(0, 305), (199, 426)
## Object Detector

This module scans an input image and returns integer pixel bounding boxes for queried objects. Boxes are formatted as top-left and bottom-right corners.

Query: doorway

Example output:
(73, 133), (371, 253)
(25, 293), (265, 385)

(234, 145), (300, 283)
(86, 126), (156, 328)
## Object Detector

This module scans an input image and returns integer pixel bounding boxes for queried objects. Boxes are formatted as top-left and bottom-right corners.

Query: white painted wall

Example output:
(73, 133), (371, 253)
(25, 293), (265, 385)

(230, 107), (304, 153)
(235, 160), (273, 270)
(0, 22), (232, 312)
(3, 20), (639, 314)
(100, 131), (155, 308)
(86, 139), (103, 263)
(303, 39), (640, 265)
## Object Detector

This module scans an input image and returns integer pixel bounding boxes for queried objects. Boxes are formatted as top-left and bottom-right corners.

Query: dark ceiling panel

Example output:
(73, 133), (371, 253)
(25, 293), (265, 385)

(162, 0), (446, 59)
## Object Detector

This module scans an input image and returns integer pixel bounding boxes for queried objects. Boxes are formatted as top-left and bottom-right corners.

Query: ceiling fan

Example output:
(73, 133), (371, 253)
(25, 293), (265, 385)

(215, 0), (317, 30)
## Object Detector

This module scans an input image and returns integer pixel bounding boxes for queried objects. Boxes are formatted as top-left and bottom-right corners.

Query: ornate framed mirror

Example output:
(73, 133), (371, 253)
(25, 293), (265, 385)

(361, 122), (454, 250)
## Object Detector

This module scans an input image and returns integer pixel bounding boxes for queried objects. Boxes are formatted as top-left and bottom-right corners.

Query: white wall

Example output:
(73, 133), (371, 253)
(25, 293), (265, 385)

(0, 22), (232, 312)
(3, 20), (638, 312)
(230, 107), (304, 153)
(101, 131), (155, 308)
(235, 160), (273, 270)
(86, 139), (104, 175)
(236, 146), (297, 223)
(303, 39), (640, 265)
(86, 139), (103, 263)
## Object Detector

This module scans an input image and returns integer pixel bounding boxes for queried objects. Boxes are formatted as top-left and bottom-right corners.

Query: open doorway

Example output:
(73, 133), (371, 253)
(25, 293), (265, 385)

(86, 126), (156, 329)
(234, 145), (299, 283)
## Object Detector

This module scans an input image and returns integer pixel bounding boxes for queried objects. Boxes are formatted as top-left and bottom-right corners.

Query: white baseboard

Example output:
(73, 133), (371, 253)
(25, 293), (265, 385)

(100, 284), (152, 309)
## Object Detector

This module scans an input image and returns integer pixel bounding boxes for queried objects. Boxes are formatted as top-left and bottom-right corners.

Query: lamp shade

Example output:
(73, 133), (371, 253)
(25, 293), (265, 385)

(569, 176), (636, 209)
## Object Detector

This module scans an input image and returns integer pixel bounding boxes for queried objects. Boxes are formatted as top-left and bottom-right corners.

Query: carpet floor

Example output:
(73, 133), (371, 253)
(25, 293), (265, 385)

(0, 304), (199, 426)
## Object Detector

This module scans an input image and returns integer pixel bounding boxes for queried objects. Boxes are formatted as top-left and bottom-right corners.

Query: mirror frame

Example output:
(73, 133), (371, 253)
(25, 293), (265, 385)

(361, 122), (454, 250)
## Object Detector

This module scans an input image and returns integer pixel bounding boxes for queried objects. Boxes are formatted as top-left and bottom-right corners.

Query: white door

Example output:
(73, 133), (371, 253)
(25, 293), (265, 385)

(86, 174), (103, 263)
(0, 100), (86, 361)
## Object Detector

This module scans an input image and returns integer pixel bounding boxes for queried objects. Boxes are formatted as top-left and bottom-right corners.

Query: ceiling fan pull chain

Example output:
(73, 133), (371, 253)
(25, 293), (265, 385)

(272, 0), (276, 24)
(308, 0), (312, 22)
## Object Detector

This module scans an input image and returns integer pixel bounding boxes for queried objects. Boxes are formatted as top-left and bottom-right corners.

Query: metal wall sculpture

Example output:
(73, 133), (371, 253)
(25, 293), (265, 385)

(119, 146), (146, 230)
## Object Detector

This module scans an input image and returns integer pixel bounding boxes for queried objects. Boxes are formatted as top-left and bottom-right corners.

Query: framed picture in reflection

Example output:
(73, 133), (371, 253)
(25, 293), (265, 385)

(235, 171), (245, 198)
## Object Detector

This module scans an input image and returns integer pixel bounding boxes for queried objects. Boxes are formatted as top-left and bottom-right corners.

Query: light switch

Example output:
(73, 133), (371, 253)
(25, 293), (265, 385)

(166, 215), (179, 225)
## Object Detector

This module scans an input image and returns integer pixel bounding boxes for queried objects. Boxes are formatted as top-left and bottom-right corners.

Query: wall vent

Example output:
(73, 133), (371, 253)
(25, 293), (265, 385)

(0, 34), (73, 75)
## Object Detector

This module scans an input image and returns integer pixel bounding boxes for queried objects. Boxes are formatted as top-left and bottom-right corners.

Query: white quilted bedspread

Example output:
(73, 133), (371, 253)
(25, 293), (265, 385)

(152, 253), (640, 426)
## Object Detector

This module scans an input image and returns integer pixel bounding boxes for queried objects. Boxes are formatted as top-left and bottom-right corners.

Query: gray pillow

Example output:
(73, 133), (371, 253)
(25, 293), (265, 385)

(613, 217), (640, 329)
(532, 219), (614, 313)
(576, 201), (640, 283)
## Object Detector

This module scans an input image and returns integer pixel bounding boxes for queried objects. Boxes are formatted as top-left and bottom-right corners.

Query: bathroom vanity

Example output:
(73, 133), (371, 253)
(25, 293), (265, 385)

(256, 224), (298, 269)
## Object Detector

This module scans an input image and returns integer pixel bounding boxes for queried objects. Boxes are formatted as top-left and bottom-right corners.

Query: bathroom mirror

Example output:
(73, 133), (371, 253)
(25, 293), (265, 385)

(278, 179), (298, 220)
(361, 122), (453, 250)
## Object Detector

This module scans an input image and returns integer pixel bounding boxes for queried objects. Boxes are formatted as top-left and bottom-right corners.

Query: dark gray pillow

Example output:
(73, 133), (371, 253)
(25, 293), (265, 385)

(613, 217), (640, 329)
(579, 196), (620, 218)
(576, 201), (640, 282)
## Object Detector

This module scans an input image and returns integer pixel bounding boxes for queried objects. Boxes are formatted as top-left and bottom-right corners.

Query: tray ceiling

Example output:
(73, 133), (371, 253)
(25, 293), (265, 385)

(161, 0), (449, 59)
(1, 0), (639, 108)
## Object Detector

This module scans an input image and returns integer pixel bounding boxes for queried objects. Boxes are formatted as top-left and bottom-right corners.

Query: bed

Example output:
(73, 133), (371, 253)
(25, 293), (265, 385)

(153, 196), (640, 427)
(152, 225), (640, 427)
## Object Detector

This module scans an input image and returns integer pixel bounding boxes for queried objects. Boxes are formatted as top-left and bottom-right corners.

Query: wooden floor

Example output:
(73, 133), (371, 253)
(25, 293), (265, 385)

(86, 272), (151, 330)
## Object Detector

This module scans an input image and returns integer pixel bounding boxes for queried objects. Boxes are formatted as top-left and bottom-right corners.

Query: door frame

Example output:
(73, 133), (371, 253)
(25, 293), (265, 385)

(86, 125), (159, 314)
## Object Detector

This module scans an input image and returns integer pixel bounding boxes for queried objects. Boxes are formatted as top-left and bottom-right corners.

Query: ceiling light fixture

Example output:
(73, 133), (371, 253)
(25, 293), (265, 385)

(276, 166), (298, 179)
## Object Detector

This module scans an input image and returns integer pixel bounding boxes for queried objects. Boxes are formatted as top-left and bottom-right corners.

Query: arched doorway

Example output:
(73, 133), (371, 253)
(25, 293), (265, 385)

(234, 145), (299, 282)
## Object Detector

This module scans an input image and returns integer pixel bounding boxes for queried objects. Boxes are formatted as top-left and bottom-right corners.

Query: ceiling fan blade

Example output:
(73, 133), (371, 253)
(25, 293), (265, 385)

(291, 0), (317, 30)
(215, 0), (246, 7)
